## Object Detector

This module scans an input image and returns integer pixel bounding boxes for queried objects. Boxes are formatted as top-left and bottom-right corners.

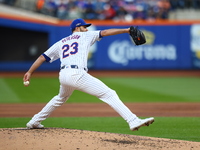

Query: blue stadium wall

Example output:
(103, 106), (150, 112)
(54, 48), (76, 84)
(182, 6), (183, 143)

(0, 14), (200, 71)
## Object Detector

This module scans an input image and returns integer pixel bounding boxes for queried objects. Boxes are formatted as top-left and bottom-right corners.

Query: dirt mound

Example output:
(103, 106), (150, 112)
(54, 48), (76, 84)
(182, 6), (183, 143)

(1, 128), (199, 150)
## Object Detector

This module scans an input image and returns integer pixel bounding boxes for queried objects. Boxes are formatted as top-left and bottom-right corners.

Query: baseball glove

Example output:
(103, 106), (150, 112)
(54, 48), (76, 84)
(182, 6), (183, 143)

(129, 26), (146, 45)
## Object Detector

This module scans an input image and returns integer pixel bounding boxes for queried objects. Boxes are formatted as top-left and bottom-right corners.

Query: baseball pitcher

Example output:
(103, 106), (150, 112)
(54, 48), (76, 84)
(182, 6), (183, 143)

(23, 18), (154, 131)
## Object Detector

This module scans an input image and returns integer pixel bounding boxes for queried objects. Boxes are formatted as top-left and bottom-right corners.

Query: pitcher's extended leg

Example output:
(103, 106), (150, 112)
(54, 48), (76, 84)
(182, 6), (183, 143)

(77, 72), (154, 131)
(77, 73), (137, 124)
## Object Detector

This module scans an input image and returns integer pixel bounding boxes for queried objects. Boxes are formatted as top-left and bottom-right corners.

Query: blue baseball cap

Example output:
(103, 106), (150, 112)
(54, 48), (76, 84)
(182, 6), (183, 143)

(70, 18), (91, 31)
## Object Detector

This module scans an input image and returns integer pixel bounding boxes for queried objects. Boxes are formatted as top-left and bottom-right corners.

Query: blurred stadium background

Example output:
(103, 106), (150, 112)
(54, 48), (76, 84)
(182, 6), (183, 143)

(0, 0), (200, 71)
(1, 1), (200, 143)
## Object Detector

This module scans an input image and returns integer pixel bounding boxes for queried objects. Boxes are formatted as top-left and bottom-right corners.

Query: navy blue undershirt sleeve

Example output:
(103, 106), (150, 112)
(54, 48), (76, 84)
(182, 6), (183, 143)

(99, 31), (103, 38)
(42, 54), (51, 62)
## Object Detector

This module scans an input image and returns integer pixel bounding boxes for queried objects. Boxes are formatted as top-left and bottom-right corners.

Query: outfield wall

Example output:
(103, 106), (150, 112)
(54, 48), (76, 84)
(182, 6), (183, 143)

(0, 13), (200, 71)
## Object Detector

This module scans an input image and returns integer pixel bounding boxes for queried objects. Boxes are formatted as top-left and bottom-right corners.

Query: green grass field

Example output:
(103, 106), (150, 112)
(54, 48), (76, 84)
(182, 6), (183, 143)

(0, 117), (199, 142)
(0, 77), (200, 142)
(1, 77), (200, 103)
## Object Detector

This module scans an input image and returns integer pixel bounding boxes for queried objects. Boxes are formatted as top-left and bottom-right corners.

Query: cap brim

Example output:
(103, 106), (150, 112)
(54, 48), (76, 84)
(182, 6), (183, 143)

(84, 23), (91, 27)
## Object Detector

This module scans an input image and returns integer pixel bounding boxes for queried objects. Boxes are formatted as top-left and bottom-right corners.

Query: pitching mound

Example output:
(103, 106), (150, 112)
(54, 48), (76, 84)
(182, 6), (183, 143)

(1, 128), (199, 150)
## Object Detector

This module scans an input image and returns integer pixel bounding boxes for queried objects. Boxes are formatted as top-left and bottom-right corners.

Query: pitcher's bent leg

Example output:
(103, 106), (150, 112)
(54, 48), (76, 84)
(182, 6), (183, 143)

(28, 85), (74, 125)
(30, 95), (67, 123)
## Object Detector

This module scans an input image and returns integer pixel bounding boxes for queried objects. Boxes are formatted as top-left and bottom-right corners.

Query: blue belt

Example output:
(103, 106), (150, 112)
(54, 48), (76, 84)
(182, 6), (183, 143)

(61, 65), (87, 71)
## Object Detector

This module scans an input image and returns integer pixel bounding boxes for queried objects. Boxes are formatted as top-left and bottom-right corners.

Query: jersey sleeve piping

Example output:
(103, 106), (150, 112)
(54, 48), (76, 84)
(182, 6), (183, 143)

(42, 53), (51, 62)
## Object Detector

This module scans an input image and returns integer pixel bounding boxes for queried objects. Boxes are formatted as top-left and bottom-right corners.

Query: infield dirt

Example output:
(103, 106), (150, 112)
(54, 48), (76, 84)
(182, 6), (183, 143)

(1, 128), (200, 150)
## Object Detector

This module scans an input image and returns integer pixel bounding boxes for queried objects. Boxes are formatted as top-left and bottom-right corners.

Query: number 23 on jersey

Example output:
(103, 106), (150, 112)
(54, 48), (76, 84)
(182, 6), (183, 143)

(62, 42), (78, 58)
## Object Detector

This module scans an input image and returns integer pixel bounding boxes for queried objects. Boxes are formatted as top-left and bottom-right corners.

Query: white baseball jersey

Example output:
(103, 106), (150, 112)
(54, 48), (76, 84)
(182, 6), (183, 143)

(43, 31), (101, 69)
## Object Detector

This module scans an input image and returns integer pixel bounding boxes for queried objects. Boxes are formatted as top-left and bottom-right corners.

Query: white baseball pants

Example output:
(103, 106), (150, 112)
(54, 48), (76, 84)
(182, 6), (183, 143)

(30, 68), (137, 125)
